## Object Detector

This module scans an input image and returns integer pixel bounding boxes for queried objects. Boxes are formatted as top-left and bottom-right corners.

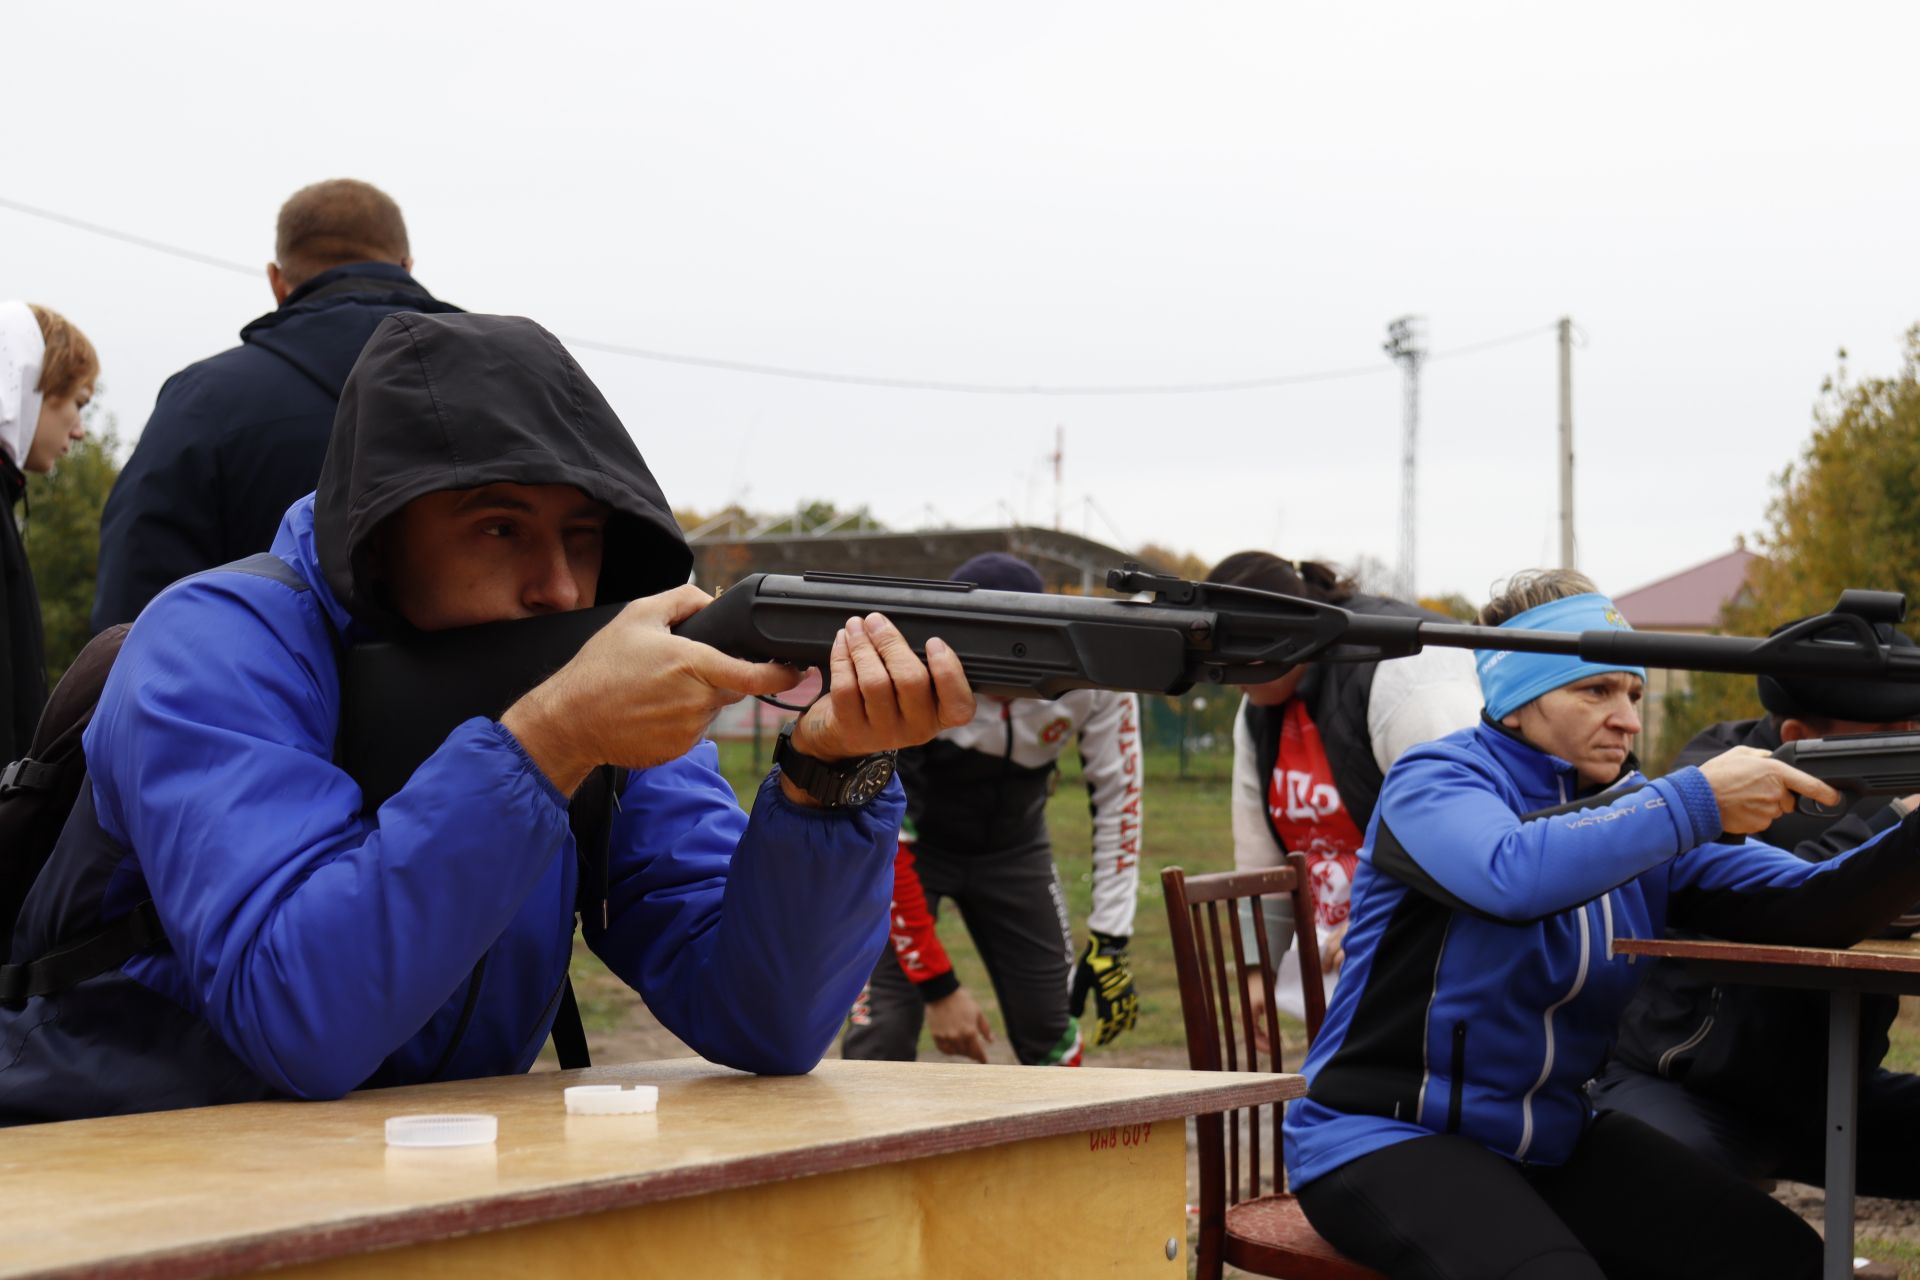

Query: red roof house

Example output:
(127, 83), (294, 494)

(1614, 548), (1761, 631)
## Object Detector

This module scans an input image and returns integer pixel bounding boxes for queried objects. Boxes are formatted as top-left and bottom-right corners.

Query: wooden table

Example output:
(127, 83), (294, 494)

(2, 1056), (1303, 1280)
(1612, 935), (1920, 1280)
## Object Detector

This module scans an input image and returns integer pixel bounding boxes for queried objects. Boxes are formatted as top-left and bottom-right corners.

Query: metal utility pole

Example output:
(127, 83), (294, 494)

(1557, 317), (1575, 569)
(1384, 316), (1427, 601)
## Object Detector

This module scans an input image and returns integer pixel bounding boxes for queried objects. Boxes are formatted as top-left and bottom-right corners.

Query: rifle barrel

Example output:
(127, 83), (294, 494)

(1412, 622), (1920, 681)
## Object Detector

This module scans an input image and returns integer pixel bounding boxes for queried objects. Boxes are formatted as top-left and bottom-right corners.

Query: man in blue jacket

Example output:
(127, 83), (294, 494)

(0, 311), (973, 1124)
(92, 178), (460, 630)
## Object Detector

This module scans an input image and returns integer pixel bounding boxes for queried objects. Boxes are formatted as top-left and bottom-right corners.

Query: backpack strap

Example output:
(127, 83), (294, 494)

(0, 758), (60, 795)
(2, 554), (314, 1004)
(211, 552), (311, 594)
(546, 764), (630, 1071)
(550, 978), (591, 1071)
(0, 900), (165, 1006)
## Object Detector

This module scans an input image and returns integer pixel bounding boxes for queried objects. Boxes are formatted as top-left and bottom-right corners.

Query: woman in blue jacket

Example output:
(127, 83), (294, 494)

(1284, 569), (1920, 1280)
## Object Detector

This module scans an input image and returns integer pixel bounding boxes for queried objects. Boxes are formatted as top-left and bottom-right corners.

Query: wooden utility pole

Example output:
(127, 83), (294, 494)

(1384, 317), (1427, 600)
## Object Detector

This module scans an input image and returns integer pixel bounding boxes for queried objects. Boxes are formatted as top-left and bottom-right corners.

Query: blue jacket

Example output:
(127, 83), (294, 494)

(92, 263), (459, 631)
(1284, 717), (1920, 1187)
(3, 311), (901, 1124)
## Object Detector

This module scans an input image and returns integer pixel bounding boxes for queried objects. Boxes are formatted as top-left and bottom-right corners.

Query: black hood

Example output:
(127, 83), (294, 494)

(1671, 716), (1770, 770)
(1757, 621), (1920, 723)
(314, 312), (692, 629)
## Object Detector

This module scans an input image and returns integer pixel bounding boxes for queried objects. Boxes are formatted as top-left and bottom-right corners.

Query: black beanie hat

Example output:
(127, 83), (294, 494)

(951, 552), (1045, 594)
(1757, 619), (1920, 722)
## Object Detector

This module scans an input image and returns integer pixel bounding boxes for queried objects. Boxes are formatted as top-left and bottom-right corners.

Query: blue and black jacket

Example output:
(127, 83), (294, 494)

(1, 313), (902, 1125)
(1284, 715), (1920, 1188)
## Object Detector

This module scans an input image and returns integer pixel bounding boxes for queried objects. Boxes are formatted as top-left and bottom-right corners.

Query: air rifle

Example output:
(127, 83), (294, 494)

(336, 566), (1920, 808)
(671, 569), (1920, 698)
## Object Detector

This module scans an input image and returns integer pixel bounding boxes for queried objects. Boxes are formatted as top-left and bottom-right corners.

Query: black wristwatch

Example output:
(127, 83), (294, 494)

(774, 723), (897, 808)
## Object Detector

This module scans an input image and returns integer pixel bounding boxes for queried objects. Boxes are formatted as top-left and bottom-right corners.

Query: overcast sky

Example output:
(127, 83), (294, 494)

(5, 2), (1917, 603)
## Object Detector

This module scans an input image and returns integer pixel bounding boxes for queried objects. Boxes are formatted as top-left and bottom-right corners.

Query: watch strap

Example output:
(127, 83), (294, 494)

(775, 724), (893, 807)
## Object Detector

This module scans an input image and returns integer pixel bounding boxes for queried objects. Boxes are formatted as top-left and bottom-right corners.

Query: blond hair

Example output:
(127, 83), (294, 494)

(1477, 569), (1600, 627)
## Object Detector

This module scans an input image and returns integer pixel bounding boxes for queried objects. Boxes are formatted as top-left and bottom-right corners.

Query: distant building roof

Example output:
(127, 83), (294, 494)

(688, 525), (1141, 594)
(1614, 548), (1761, 630)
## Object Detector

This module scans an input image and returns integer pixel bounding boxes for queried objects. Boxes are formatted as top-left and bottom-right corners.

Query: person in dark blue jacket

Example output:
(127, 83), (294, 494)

(0, 311), (973, 1125)
(91, 178), (459, 631)
(1594, 634), (1920, 1196)
(1283, 569), (1920, 1280)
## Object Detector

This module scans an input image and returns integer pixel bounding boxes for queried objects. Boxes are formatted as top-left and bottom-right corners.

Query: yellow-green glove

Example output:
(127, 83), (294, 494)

(1069, 931), (1139, 1047)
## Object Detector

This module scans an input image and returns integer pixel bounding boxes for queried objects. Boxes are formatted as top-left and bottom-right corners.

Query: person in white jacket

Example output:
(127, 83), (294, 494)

(1213, 552), (1481, 1028)
(842, 553), (1143, 1066)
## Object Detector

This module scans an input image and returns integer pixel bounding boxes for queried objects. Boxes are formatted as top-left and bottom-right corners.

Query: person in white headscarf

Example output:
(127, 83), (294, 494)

(0, 301), (98, 758)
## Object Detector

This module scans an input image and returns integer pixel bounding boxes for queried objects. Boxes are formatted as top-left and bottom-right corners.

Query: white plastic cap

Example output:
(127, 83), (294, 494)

(385, 1113), (499, 1147)
(564, 1084), (659, 1116)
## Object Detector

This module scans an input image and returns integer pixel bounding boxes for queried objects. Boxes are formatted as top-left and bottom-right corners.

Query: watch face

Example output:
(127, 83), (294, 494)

(844, 755), (895, 806)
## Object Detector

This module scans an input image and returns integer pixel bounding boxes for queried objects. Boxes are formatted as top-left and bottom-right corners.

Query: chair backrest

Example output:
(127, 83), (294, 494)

(1162, 857), (1327, 1222)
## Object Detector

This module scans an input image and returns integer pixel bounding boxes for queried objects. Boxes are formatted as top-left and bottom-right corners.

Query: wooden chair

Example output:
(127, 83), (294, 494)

(1163, 859), (1383, 1280)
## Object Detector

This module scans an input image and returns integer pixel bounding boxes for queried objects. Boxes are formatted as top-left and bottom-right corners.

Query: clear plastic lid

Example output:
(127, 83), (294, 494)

(384, 1113), (499, 1147)
(564, 1084), (659, 1116)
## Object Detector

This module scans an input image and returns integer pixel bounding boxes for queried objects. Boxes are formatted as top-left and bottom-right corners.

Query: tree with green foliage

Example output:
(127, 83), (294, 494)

(675, 499), (881, 538)
(24, 417), (120, 682)
(1418, 592), (1478, 622)
(1134, 542), (1211, 579)
(1653, 329), (1920, 767)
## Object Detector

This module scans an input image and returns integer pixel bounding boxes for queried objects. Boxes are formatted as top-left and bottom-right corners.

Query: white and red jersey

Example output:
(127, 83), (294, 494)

(890, 689), (1143, 990)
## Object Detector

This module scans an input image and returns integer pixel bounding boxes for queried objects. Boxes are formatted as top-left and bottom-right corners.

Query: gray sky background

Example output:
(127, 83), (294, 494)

(5, 2), (1917, 603)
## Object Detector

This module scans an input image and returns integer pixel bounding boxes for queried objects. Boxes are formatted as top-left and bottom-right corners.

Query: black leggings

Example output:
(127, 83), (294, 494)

(1295, 1111), (1821, 1280)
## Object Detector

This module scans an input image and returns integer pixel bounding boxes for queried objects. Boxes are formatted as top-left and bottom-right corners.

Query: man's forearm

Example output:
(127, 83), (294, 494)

(606, 771), (905, 1075)
(500, 684), (598, 797)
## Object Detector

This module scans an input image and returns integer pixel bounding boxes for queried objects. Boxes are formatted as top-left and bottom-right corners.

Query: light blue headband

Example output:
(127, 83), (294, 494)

(1475, 592), (1646, 721)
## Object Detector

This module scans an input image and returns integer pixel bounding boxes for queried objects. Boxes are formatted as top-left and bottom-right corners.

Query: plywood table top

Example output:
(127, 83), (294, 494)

(1613, 934), (1920, 973)
(1613, 935), (1920, 996)
(3, 1056), (1302, 1280)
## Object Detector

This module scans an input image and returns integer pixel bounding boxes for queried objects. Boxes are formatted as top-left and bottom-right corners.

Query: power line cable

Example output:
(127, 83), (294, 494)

(558, 333), (1392, 396)
(1, 193), (1558, 396)
(0, 195), (260, 279)
(1427, 323), (1561, 362)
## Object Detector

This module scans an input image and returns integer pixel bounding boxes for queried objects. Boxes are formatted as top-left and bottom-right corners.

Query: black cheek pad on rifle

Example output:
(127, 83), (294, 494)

(337, 603), (624, 811)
